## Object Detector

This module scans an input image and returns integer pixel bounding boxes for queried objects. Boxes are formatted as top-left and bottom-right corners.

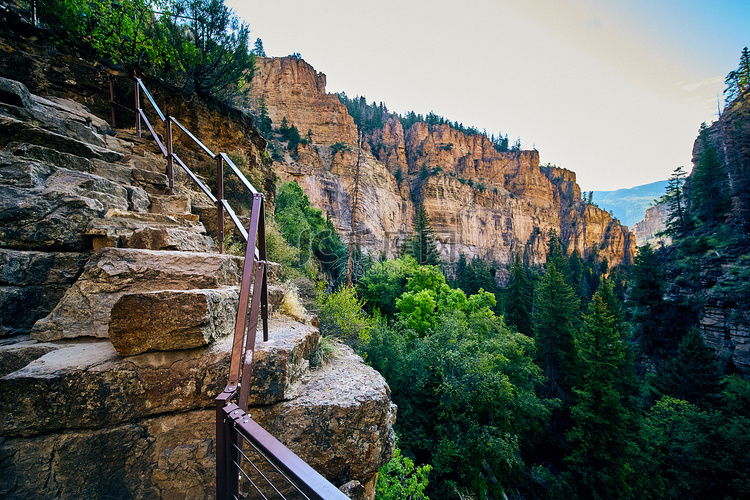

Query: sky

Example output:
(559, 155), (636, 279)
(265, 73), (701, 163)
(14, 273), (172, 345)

(226, 0), (749, 191)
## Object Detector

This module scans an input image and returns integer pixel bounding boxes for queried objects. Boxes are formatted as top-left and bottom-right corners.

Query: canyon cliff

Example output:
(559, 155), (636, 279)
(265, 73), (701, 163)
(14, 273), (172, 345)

(689, 87), (750, 376)
(250, 56), (636, 275)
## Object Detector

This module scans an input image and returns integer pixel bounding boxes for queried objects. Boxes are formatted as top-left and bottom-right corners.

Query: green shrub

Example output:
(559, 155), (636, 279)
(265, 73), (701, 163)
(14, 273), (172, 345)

(331, 142), (350, 155)
(311, 336), (340, 367)
(376, 445), (432, 500)
(317, 287), (374, 347)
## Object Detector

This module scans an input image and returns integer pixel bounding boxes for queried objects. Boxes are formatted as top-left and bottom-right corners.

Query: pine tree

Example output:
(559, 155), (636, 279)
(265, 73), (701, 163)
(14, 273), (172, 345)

(546, 229), (571, 283)
(533, 262), (580, 400)
(628, 244), (665, 355)
(663, 166), (688, 235)
(255, 96), (272, 137)
(504, 253), (533, 335)
(404, 204), (440, 265)
(252, 37), (266, 57)
(724, 47), (750, 103)
(564, 279), (635, 499)
(648, 328), (724, 408)
(689, 125), (731, 226)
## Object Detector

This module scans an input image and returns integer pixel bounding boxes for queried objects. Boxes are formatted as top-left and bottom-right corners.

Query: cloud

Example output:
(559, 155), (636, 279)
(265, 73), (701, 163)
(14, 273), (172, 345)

(680, 76), (724, 93)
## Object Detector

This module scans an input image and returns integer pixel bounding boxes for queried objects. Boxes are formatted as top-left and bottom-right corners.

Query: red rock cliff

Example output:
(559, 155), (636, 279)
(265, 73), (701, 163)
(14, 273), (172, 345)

(253, 57), (635, 272)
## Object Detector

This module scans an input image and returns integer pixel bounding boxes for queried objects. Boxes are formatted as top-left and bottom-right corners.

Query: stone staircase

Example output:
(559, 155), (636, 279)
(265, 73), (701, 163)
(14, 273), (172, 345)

(0, 76), (394, 499)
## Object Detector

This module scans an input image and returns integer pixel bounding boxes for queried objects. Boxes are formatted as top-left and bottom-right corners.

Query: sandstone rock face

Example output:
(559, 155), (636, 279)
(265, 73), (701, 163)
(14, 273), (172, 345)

(688, 87), (750, 376)
(254, 56), (635, 270)
(250, 57), (358, 146)
(701, 292), (750, 374)
(632, 203), (670, 247)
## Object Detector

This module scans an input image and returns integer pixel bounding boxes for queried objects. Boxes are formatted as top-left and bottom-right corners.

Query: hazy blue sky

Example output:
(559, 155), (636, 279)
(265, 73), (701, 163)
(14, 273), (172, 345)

(226, 0), (749, 191)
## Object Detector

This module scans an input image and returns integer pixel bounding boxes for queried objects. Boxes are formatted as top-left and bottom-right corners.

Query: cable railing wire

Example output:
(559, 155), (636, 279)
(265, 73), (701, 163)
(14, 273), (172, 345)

(232, 425), (313, 500)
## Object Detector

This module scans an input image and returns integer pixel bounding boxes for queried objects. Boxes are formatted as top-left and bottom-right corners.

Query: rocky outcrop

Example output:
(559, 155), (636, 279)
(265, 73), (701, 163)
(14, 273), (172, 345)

(250, 57), (358, 146)
(0, 322), (395, 498)
(690, 87), (750, 376)
(0, 63), (394, 499)
(632, 203), (670, 247)
(254, 57), (635, 271)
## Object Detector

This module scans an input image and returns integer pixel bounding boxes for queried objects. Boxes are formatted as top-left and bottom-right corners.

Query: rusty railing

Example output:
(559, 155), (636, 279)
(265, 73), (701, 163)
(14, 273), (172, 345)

(125, 77), (347, 499)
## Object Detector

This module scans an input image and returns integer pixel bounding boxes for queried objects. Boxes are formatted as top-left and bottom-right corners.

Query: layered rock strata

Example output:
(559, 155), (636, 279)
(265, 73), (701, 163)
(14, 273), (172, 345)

(0, 69), (394, 499)
(250, 58), (636, 271)
(692, 87), (750, 376)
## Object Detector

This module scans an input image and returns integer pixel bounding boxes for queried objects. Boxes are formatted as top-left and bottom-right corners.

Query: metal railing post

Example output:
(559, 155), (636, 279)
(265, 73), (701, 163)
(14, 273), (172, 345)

(109, 75), (116, 129)
(135, 81), (141, 137)
(215, 394), (231, 500)
(217, 155), (225, 253)
(166, 118), (174, 195)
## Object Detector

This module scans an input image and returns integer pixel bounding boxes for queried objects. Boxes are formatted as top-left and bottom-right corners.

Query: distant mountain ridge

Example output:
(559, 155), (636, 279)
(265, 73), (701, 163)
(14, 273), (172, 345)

(592, 180), (668, 228)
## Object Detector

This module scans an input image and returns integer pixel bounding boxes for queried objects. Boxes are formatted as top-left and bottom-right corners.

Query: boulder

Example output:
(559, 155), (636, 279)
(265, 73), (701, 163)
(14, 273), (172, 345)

(30, 248), (244, 340)
(150, 193), (191, 215)
(253, 343), (396, 493)
(0, 76), (32, 109)
(109, 287), (239, 356)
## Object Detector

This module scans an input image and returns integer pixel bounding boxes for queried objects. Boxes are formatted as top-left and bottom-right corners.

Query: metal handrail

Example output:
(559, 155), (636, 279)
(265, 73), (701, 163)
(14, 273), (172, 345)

(124, 76), (344, 499)
(171, 116), (215, 158)
(217, 403), (350, 500)
(220, 152), (259, 195)
(131, 77), (260, 253)
(136, 78), (165, 122)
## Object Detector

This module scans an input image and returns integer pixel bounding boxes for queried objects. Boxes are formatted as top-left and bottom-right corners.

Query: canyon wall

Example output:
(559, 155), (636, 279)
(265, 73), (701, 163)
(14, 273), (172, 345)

(250, 57), (636, 272)
(691, 87), (750, 376)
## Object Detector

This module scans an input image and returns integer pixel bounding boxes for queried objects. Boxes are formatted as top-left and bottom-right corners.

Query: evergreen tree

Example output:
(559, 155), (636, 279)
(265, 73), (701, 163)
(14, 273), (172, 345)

(533, 262), (580, 400)
(628, 244), (665, 355)
(252, 37), (266, 56)
(724, 47), (750, 104)
(454, 256), (497, 299)
(663, 166), (689, 236)
(564, 279), (635, 499)
(254, 96), (272, 137)
(164, 0), (254, 99)
(689, 124), (731, 226)
(546, 229), (571, 282)
(404, 204), (440, 265)
(648, 328), (724, 408)
(503, 252), (533, 335)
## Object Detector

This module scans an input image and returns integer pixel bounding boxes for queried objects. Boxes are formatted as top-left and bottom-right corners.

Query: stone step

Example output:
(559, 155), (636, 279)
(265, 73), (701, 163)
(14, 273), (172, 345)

(86, 208), (214, 252)
(30, 247), (245, 341)
(0, 318), (319, 437)
(108, 285), (285, 357)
